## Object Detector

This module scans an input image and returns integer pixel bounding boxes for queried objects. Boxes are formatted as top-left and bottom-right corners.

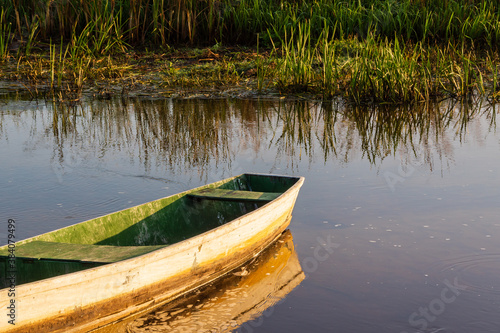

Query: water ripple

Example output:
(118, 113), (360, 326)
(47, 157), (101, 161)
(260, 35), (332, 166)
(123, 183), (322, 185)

(429, 254), (500, 296)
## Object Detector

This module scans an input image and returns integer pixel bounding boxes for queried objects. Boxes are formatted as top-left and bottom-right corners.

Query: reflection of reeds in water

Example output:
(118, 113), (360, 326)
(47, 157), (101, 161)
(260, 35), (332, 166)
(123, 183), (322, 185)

(262, 99), (497, 170)
(45, 99), (273, 178)
(134, 99), (233, 172)
(3, 98), (495, 176)
(268, 101), (317, 169)
(93, 230), (304, 333)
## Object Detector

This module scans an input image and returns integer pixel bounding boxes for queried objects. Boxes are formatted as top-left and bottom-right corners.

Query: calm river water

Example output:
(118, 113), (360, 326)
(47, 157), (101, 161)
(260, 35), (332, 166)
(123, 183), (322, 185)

(1, 97), (499, 332)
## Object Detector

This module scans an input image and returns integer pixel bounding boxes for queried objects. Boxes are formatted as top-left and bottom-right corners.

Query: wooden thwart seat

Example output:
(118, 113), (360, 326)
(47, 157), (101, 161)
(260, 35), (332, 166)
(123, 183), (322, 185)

(7, 241), (167, 263)
(189, 188), (281, 202)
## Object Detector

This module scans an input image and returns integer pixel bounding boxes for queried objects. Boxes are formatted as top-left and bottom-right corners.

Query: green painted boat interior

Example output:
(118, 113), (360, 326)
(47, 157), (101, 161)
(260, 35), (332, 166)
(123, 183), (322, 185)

(0, 174), (300, 287)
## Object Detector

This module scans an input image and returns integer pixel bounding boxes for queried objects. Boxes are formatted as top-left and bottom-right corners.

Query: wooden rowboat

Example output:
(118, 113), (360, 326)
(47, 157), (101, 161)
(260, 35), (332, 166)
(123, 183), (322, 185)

(0, 173), (304, 333)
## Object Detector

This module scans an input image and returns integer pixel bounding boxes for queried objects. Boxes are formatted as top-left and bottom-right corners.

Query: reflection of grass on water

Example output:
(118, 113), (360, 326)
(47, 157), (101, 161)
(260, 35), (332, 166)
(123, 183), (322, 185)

(46, 99), (242, 178)
(263, 99), (497, 169)
(13, 98), (493, 178)
(0, 96), (494, 183)
(1, 1), (500, 103)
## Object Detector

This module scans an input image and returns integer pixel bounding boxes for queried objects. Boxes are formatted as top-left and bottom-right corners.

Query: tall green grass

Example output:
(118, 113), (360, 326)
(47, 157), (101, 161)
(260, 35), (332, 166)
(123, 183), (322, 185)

(270, 21), (495, 104)
(275, 21), (317, 93)
(2, 0), (500, 48)
(0, 8), (12, 61)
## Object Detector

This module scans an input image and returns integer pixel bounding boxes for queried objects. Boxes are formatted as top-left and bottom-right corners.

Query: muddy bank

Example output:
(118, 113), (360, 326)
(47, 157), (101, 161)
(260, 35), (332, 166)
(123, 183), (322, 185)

(0, 47), (292, 101)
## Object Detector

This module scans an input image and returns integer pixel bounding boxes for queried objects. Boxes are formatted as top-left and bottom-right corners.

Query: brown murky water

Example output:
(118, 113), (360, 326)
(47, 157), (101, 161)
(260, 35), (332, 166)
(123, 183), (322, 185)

(1, 98), (499, 332)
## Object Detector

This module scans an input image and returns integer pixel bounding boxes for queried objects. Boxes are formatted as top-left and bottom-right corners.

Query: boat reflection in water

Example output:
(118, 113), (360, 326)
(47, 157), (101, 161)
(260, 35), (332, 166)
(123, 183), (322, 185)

(94, 230), (303, 333)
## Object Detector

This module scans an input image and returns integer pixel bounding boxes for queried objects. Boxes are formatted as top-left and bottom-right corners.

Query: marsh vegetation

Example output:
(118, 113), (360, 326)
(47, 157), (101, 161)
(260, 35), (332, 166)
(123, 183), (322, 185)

(1, 0), (500, 104)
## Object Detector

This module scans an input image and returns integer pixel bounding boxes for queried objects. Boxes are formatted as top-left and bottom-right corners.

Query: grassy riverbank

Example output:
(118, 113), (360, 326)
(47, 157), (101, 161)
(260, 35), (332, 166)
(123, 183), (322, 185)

(1, 0), (500, 103)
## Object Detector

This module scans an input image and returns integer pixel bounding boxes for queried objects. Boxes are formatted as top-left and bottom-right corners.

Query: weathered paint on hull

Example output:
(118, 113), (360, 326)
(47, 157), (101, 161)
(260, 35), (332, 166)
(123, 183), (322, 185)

(0, 174), (304, 332)
(94, 230), (304, 333)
